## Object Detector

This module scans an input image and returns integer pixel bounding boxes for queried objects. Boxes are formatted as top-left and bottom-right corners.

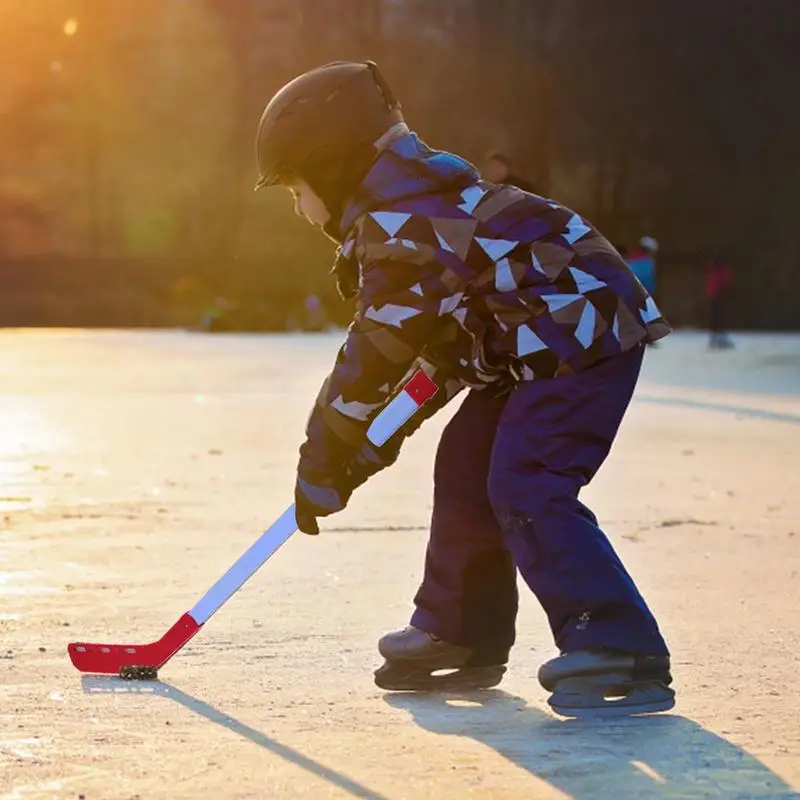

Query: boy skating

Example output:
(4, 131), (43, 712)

(255, 61), (674, 717)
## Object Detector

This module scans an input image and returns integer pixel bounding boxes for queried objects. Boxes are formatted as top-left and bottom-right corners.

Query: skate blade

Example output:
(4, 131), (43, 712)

(548, 683), (675, 719)
(374, 664), (506, 692)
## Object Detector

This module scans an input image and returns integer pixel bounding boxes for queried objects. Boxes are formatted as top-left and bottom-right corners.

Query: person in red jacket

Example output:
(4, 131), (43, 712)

(705, 258), (735, 349)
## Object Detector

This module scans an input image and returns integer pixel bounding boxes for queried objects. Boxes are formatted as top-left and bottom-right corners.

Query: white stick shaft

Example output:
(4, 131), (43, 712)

(189, 504), (297, 624)
(187, 371), (435, 625)
(366, 391), (419, 446)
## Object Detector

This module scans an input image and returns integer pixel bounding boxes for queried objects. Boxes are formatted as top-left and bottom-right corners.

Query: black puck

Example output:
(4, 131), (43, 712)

(119, 665), (159, 680)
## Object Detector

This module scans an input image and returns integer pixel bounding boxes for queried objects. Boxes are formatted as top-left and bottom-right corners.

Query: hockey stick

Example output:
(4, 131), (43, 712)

(67, 369), (438, 676)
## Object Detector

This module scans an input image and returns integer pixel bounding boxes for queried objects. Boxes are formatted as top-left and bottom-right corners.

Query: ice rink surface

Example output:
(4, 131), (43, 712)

(1, 329), (799, 799)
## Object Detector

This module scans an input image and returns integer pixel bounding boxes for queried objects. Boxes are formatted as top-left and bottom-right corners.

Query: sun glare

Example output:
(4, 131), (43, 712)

(63, 18), (79, 37)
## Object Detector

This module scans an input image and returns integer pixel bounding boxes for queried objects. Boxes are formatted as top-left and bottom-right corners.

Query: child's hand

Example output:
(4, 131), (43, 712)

(294, 438), (401, 535)
(294, 471), (353, 536)
(343, 438), (403, 490)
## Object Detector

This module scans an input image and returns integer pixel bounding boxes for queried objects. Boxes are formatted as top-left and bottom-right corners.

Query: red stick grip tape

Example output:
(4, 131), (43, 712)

(403, 369), (438, 405)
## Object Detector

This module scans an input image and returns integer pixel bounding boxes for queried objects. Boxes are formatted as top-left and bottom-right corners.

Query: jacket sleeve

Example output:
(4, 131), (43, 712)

(394, 357), (465, 436)
(299, 244), (460, 475)
(333, 356), (466, 493)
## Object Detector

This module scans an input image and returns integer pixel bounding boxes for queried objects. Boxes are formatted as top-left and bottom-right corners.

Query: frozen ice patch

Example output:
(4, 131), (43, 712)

(0, 571), (60, 597)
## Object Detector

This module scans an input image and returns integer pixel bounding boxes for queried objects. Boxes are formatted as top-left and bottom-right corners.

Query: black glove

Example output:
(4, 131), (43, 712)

(293, 365), (453, 535)
(294, 467), (355, 536)
(341, 436), (403, 492)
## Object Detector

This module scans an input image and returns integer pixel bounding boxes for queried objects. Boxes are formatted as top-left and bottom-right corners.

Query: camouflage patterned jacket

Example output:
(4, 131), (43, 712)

(301, 130), (671, 473)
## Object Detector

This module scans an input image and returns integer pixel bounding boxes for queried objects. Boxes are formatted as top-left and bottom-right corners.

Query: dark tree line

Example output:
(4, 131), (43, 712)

(1, 0), (798, 328)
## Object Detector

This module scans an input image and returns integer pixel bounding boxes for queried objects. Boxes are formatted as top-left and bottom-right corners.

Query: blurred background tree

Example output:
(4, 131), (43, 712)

(1, 0), (798, 329)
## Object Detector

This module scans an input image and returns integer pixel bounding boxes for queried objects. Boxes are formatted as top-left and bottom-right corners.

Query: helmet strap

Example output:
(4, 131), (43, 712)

(365, 61), (401, 112)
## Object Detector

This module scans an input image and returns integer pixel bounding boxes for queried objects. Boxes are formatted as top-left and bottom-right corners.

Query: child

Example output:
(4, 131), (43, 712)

(255, 61), (674, 717)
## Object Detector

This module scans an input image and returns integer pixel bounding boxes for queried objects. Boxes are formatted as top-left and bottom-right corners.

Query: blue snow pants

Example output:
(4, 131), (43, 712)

(410, 344), (669, 665)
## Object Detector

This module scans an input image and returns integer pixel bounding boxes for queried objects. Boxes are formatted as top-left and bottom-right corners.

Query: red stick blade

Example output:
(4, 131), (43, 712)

(67, 613), (201, 674)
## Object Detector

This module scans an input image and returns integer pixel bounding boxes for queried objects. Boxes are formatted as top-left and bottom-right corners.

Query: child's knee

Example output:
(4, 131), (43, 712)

(489, 470), (543, 517)
(487, 469), (574, 526)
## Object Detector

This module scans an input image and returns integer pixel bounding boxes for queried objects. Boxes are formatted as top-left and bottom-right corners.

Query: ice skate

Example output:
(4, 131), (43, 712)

(538, 648), (675, 718)
(374, 626), (506, 691)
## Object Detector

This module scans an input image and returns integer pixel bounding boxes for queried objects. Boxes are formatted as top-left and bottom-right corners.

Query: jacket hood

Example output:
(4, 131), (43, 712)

(331, 131), (479, 242)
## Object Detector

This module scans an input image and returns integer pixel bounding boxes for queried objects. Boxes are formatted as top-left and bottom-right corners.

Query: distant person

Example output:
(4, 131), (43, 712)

(625, 237), (658, 297)
(624, 238), (659, 347)
(705, 258), (735, 349)
(481, 151), (534, 192)
(200, 296), (233, 332)
(302, 294), (329, 331)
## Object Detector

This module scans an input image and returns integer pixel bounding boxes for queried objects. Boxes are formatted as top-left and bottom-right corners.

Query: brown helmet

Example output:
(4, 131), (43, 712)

(254, 61), (404, 192)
